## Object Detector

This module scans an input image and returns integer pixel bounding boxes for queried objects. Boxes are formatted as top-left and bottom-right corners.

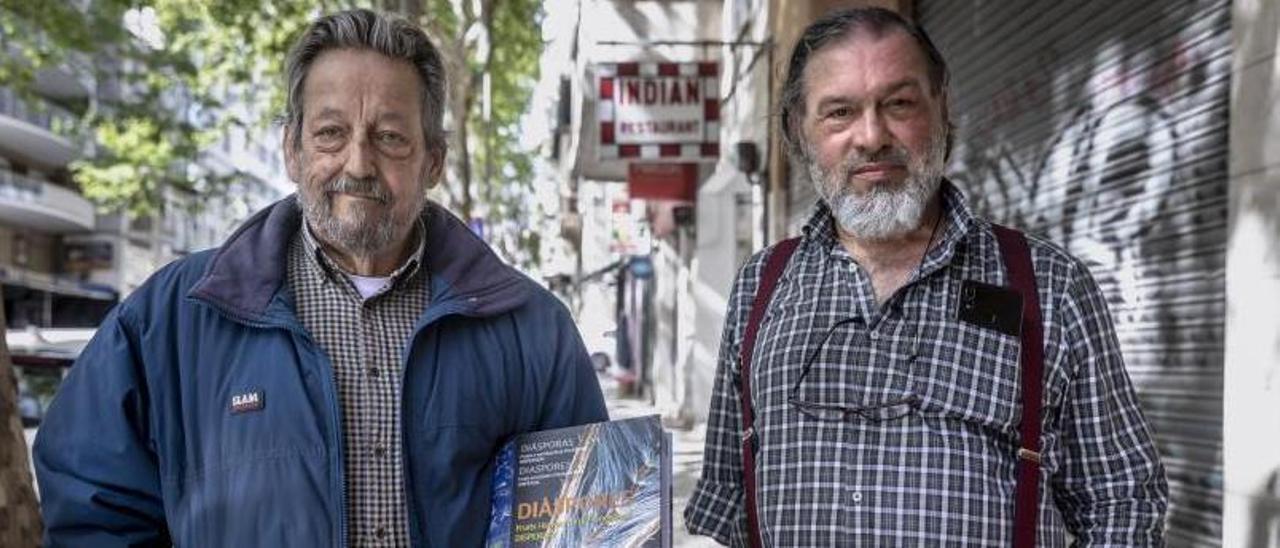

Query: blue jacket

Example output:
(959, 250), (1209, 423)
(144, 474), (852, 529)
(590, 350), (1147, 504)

(34, 197), (609, 547)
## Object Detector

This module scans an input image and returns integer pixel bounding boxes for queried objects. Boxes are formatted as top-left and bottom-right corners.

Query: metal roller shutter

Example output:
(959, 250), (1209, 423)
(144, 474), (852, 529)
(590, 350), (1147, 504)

(917, 1), (1231, 545)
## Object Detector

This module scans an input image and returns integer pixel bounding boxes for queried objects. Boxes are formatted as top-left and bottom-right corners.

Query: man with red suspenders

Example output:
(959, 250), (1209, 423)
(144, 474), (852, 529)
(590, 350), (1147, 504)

(684, 7), (1167, 546)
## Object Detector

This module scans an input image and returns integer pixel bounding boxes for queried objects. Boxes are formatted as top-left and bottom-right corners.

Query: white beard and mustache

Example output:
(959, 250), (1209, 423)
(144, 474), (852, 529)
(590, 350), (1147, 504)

(805, 128), (948, 240)
(297, 174), (426, 257)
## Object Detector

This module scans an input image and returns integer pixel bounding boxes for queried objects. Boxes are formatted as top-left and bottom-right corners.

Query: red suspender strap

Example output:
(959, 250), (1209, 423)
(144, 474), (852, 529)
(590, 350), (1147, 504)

(737, 237), (800, 548)
(992, 224), (1045, 548)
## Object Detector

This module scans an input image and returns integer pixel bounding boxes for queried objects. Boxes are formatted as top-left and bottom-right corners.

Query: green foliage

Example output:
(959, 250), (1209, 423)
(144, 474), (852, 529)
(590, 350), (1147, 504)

(1, 0), (315, 217)
(468, 0), (545, 270)
(73, 117), (171, 216)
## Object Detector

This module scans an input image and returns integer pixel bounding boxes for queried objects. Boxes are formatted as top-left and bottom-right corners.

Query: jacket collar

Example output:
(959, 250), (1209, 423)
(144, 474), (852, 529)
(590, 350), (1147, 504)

(189, 195), (535, 321)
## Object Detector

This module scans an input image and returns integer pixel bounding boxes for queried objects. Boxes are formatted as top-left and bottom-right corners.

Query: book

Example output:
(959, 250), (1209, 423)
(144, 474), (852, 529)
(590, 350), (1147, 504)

(487, 415), (673, 548)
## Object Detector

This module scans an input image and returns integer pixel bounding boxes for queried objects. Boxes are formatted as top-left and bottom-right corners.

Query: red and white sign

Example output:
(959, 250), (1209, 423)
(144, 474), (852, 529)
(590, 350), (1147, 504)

(597, 62), (719, 161)
(627, 163), (698, 202)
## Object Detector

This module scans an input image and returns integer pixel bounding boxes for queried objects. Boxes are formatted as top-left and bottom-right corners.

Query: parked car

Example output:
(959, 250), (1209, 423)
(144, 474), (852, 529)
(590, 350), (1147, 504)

(6, 327), (92, 428)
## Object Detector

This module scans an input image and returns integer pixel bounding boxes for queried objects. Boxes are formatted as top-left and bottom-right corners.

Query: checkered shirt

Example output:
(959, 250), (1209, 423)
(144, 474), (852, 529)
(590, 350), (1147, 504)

(288, 219), (429, 547)
(685, 181), (1167, 546)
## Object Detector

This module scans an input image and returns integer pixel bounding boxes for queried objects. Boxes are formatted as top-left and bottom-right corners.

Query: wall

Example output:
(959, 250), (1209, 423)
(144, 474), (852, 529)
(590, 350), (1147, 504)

(679, 0), (772, 424)
(574, 179), (631, 370)
(918, 1), (1233, 542)
(0, 229), (55, 273)
(0, 225), (11, 267)
(1223, 0), (1280, 545)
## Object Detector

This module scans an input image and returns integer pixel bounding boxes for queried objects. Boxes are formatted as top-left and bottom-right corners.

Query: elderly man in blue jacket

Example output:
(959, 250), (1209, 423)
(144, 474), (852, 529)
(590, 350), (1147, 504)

(34, 9), (608, 547)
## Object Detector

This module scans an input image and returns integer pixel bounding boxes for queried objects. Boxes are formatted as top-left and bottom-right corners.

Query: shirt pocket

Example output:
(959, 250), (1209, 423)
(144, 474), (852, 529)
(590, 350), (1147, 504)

(913, 318), (1023, 436)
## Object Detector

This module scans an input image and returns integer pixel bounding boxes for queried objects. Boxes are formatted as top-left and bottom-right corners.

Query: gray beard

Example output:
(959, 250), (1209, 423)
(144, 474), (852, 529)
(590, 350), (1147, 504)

(296, 175), (423, 257)
(807, 132), (947, 240)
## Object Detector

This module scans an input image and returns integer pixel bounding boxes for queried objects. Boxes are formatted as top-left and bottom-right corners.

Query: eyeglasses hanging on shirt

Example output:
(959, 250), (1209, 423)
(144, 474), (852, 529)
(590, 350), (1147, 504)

(788, 212), (943, 423)
(787, 315), (923, 423)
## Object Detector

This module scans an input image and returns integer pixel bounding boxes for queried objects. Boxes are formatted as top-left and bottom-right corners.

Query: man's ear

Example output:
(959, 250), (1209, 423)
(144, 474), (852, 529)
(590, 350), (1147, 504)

(938, 88), (954, 161)
(423, 145), (446, 190)
(283, 129), (302, 184)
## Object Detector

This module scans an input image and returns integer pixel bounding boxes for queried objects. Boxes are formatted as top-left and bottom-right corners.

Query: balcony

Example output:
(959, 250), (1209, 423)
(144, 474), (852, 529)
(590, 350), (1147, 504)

(0, 168), (95, 233)
(33, 51), (94, 101)
(0, 87), (81, 169)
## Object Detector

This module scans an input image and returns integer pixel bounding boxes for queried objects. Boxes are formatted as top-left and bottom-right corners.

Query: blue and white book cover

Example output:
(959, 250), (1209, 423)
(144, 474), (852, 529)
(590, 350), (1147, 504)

(487, 415), (671, 548)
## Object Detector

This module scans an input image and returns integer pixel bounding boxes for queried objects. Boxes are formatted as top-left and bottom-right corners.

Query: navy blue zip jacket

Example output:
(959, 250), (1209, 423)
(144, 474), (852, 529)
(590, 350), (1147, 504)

(33, 196), (609, 547)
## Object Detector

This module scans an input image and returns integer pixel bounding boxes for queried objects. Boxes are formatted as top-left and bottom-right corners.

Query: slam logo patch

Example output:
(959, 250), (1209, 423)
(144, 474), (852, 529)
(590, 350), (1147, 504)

(230, 390), (265, 414)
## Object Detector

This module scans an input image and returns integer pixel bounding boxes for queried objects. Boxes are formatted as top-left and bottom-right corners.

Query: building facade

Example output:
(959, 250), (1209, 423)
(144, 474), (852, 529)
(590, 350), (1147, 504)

(1, 52), (115, 328)
(2, 46), (285, 329)
(546, 0), (724, 418)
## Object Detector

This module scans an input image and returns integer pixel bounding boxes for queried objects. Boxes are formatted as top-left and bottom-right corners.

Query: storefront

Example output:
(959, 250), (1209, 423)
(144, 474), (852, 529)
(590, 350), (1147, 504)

(915, 1), (1233, 543)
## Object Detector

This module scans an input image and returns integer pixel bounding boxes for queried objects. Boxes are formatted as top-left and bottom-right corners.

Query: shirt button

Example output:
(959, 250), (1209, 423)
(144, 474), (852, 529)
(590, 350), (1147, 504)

(852, 492), (864, 504)
(374, 444), (387, 458)
(367, 366), (381, 378)
(375, 525), (388, 539)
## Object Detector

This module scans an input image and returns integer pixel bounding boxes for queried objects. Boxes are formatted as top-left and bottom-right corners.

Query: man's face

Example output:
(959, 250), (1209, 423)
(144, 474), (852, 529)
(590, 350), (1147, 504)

(285, 48), (442, 257)
(799, 30), (948, 239)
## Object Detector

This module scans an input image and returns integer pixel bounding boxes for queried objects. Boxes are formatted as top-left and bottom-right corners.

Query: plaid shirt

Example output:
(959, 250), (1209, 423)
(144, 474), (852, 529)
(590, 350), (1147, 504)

(685, 181), (1167, 546)
(288, 219), (429, 547)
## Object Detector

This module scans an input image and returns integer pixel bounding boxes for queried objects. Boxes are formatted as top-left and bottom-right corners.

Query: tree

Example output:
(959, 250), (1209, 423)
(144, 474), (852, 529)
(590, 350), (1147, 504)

(378, 0), (546, 270)
(1, 0), (312, 218)
(0, 285), (43, 548)
(75, 0), (315, 218)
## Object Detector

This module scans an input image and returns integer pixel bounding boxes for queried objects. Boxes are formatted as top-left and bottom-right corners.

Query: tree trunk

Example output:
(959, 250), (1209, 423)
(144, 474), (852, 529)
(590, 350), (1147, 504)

(456, 111), (473, 221)
(409, 0), (474, 221)
(0, 286), (44, 547)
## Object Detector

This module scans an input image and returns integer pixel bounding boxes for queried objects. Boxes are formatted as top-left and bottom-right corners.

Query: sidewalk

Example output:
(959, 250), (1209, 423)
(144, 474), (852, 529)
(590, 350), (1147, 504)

(599, 375), (720, 548)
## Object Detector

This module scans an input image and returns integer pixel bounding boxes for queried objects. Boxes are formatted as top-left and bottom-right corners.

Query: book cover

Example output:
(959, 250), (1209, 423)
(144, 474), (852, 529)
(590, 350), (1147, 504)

(487, 415), (672, 548)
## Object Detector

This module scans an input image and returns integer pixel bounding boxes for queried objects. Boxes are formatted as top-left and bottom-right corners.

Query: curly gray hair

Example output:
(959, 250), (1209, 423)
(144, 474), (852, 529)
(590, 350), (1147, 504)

(283, 8), (447, 152)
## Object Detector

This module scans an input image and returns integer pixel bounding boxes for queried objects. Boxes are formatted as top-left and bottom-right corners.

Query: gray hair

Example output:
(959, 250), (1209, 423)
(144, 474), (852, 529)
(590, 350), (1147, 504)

(283, 8), (447, 152)
(779, 7), (953, 160)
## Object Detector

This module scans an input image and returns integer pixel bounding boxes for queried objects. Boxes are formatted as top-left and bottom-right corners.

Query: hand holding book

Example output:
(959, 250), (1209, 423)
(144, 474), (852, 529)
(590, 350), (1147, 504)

(487, 415), (673, 548)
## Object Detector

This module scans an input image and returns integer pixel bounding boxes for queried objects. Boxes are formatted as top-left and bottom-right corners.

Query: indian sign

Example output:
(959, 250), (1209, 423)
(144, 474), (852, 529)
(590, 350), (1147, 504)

(596, 62), (719, 161)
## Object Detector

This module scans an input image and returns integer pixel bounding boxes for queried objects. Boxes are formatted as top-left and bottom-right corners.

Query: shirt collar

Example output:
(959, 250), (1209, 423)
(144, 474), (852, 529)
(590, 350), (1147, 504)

(299, 217), (427, 289)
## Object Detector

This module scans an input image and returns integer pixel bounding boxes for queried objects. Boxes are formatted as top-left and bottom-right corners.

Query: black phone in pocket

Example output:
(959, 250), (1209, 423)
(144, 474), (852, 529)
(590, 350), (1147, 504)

(957, 280), (1023, 337)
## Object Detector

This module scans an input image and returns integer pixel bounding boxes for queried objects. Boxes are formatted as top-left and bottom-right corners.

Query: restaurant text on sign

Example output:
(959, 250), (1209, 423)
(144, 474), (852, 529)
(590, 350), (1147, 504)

(612, 76), (705, 143)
